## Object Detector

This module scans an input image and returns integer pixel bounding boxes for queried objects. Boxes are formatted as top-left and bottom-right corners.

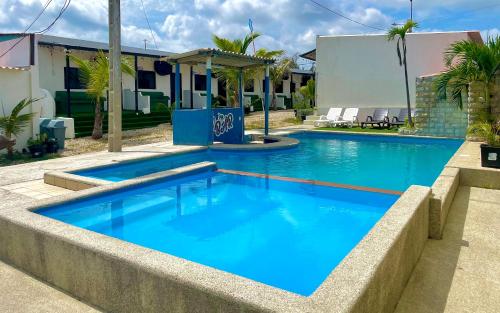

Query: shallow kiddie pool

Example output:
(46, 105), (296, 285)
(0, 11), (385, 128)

(74, 132), (463, 192)
(36, 169), (399, 296)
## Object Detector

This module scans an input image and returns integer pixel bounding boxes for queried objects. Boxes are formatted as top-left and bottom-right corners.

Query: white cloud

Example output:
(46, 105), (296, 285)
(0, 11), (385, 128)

(481, 28), (499, 40)
(0, 0), (498, 57)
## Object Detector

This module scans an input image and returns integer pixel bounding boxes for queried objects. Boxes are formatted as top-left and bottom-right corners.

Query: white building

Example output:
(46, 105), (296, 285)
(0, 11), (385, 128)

(1, 33), (309, 151)
(313, 31), (483, 115)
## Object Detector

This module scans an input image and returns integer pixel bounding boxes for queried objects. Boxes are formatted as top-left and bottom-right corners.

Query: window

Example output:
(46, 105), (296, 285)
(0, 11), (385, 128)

(290, 80), (296, 93)
(194, 74), (207, 91)
(245, 79), (254, 92)
(275, 81), (283, 93)
(138, 70), (156, 89)
(301, 75), (312, 87)
(64, 67), (84, 89)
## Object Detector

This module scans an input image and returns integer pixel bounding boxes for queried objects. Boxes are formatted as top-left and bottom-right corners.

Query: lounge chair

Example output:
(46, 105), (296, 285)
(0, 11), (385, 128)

(314, 108), (342, 127)
(335, 108), (359, 128)
(361, 108), (389, 129)
(390, 108), (415, 127)
(0, 135), (15, 151)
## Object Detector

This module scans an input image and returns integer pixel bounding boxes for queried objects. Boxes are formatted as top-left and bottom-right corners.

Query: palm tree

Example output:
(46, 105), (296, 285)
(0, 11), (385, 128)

(387, 20), (418, 126)
(212, 33), (260, 107)
(434, 36), (500, 110)
(270, 57), (295, 110)
(212, 33), (284, 108)
(299, 79), (315, 107)
(70, 50), (134, 139)
(0, 98), (37, 159)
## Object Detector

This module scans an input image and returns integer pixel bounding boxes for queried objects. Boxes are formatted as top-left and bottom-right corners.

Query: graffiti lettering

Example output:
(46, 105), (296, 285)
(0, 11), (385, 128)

(213, 113), (234, 137)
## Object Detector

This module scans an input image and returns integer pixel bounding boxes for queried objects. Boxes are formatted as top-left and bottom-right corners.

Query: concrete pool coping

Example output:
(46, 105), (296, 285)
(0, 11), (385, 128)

(0, 130), (476, 312)
(0, 160), (431, 313)
(210, 135), (299, 151)
(43, 146), (209, 190)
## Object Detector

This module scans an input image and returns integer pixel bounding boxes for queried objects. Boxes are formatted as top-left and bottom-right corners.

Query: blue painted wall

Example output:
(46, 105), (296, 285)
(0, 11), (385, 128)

(212, 108), (243, 144)
(173, 108), (243, 146)
(173, 109), (211, 146)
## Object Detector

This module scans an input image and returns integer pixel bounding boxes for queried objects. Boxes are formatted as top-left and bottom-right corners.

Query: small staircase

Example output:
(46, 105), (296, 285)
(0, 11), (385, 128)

(303, 115), (320, 126)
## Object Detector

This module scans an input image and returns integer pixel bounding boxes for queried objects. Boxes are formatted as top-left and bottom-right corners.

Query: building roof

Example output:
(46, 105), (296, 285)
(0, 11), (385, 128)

(37, 34), (173, 58)
(291, 69), (314, 75)
(318, 30), (484, 44)
(299, 49), (316, 61)
(164, 48), (275, 69)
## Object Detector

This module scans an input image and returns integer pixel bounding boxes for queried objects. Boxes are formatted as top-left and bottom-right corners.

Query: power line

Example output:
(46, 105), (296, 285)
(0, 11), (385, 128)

(308, 0), (387, 31)
(35, 0), (71, 34)
(0, 0), (71, 59)
(23, 0), (54, 34)
(0, 0), (54, 59)
(139, 0), (158, 49)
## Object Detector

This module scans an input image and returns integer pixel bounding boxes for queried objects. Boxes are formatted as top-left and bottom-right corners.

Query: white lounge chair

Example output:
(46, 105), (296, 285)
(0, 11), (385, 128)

(314, 108), (342, 127)
(336, 108), (359, 128)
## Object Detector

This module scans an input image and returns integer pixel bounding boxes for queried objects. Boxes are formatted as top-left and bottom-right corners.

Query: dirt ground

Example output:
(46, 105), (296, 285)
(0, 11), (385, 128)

(62, 110), (298, 157)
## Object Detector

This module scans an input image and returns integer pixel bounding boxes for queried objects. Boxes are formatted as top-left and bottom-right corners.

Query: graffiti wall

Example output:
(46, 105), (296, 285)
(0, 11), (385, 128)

(212, 108), (243, 144)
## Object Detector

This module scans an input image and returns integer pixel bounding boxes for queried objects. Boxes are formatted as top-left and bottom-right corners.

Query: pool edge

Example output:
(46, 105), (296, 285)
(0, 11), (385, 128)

(0, 175), (431, 313)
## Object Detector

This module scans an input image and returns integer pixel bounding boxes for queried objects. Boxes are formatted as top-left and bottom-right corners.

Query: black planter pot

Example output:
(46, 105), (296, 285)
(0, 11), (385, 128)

(480, 144), (500, 168)
(28, 144), (45, 158)
(46, 141), (59, 154)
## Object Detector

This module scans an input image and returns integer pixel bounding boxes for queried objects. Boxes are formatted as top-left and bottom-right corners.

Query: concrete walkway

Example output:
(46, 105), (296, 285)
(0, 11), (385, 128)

(395, 186), (500, 313)
(0, 261), (101, 313)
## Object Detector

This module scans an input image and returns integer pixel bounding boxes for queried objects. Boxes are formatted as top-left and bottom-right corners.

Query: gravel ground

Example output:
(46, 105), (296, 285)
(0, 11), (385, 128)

(61, 110), (298, 156)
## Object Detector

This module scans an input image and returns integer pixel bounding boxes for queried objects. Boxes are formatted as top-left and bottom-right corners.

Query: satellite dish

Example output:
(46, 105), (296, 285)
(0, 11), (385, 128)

(154, 61), (172, 76)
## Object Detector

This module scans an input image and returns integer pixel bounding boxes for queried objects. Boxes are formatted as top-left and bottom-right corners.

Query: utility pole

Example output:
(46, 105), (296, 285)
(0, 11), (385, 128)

(410, 0), (413, 22)
(143, 39), (148, 50)
(409, 0), (413, 32)
(108, 0), (122, 152)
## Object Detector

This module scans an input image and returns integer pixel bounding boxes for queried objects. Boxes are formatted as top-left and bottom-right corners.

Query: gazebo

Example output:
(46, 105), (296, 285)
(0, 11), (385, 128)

(164, 49), (275, 146)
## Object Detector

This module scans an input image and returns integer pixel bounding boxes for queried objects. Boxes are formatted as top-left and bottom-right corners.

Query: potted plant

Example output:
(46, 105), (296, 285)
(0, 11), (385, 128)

(45, 137), (59, 154)
(292, 93), (313, 121)
(468, 116), (500, 168)
(27, 134), (46, 158)
(0, 98), (37, 159)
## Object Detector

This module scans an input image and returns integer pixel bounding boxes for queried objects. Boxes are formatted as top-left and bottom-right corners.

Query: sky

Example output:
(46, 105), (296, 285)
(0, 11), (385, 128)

(1, 0), (499, 66)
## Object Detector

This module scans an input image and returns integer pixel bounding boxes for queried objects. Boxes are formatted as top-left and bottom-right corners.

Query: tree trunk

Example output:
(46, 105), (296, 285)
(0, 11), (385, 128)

(6, 144), (13, 160)
(402, 40), (413, 126)
(92, 98), (103, 139)
(271, 86), (277, 110)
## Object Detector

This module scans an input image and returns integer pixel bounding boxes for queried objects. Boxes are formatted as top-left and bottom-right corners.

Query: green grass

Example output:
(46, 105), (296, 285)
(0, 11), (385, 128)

(316, 126), (399, 134)
(0, 152), (61, 167)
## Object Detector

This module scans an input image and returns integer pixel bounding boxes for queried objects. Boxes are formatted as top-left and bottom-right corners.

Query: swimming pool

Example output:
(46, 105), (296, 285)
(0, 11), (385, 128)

(75, 132), (463, 192)
(37, 169), (398, 296)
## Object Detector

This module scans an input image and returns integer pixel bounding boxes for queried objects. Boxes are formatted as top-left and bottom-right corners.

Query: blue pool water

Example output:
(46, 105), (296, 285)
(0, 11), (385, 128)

(76, 132), (463, 191)
(37, 170), (398, 295)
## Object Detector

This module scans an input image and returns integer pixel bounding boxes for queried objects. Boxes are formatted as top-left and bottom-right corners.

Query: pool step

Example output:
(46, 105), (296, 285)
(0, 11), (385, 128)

(303, 115), (320, 125)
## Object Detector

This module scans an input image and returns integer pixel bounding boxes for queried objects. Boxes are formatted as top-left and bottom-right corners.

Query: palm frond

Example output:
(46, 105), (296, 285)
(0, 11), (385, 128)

(0, 98), (37, 137)
(212, 34), (238, 52)
(241, 32), (260, 53)
(437, 36), (500, 109)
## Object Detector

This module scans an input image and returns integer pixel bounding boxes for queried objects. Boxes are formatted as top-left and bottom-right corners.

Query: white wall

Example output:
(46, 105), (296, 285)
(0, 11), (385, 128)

(0, 36), (42, 153)
(38, 46), (173, 101)
(316, 31), (476, 114)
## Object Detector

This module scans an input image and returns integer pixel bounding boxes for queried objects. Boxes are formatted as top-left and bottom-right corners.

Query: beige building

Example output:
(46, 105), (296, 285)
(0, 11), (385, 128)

(313, 31), (483, 115)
